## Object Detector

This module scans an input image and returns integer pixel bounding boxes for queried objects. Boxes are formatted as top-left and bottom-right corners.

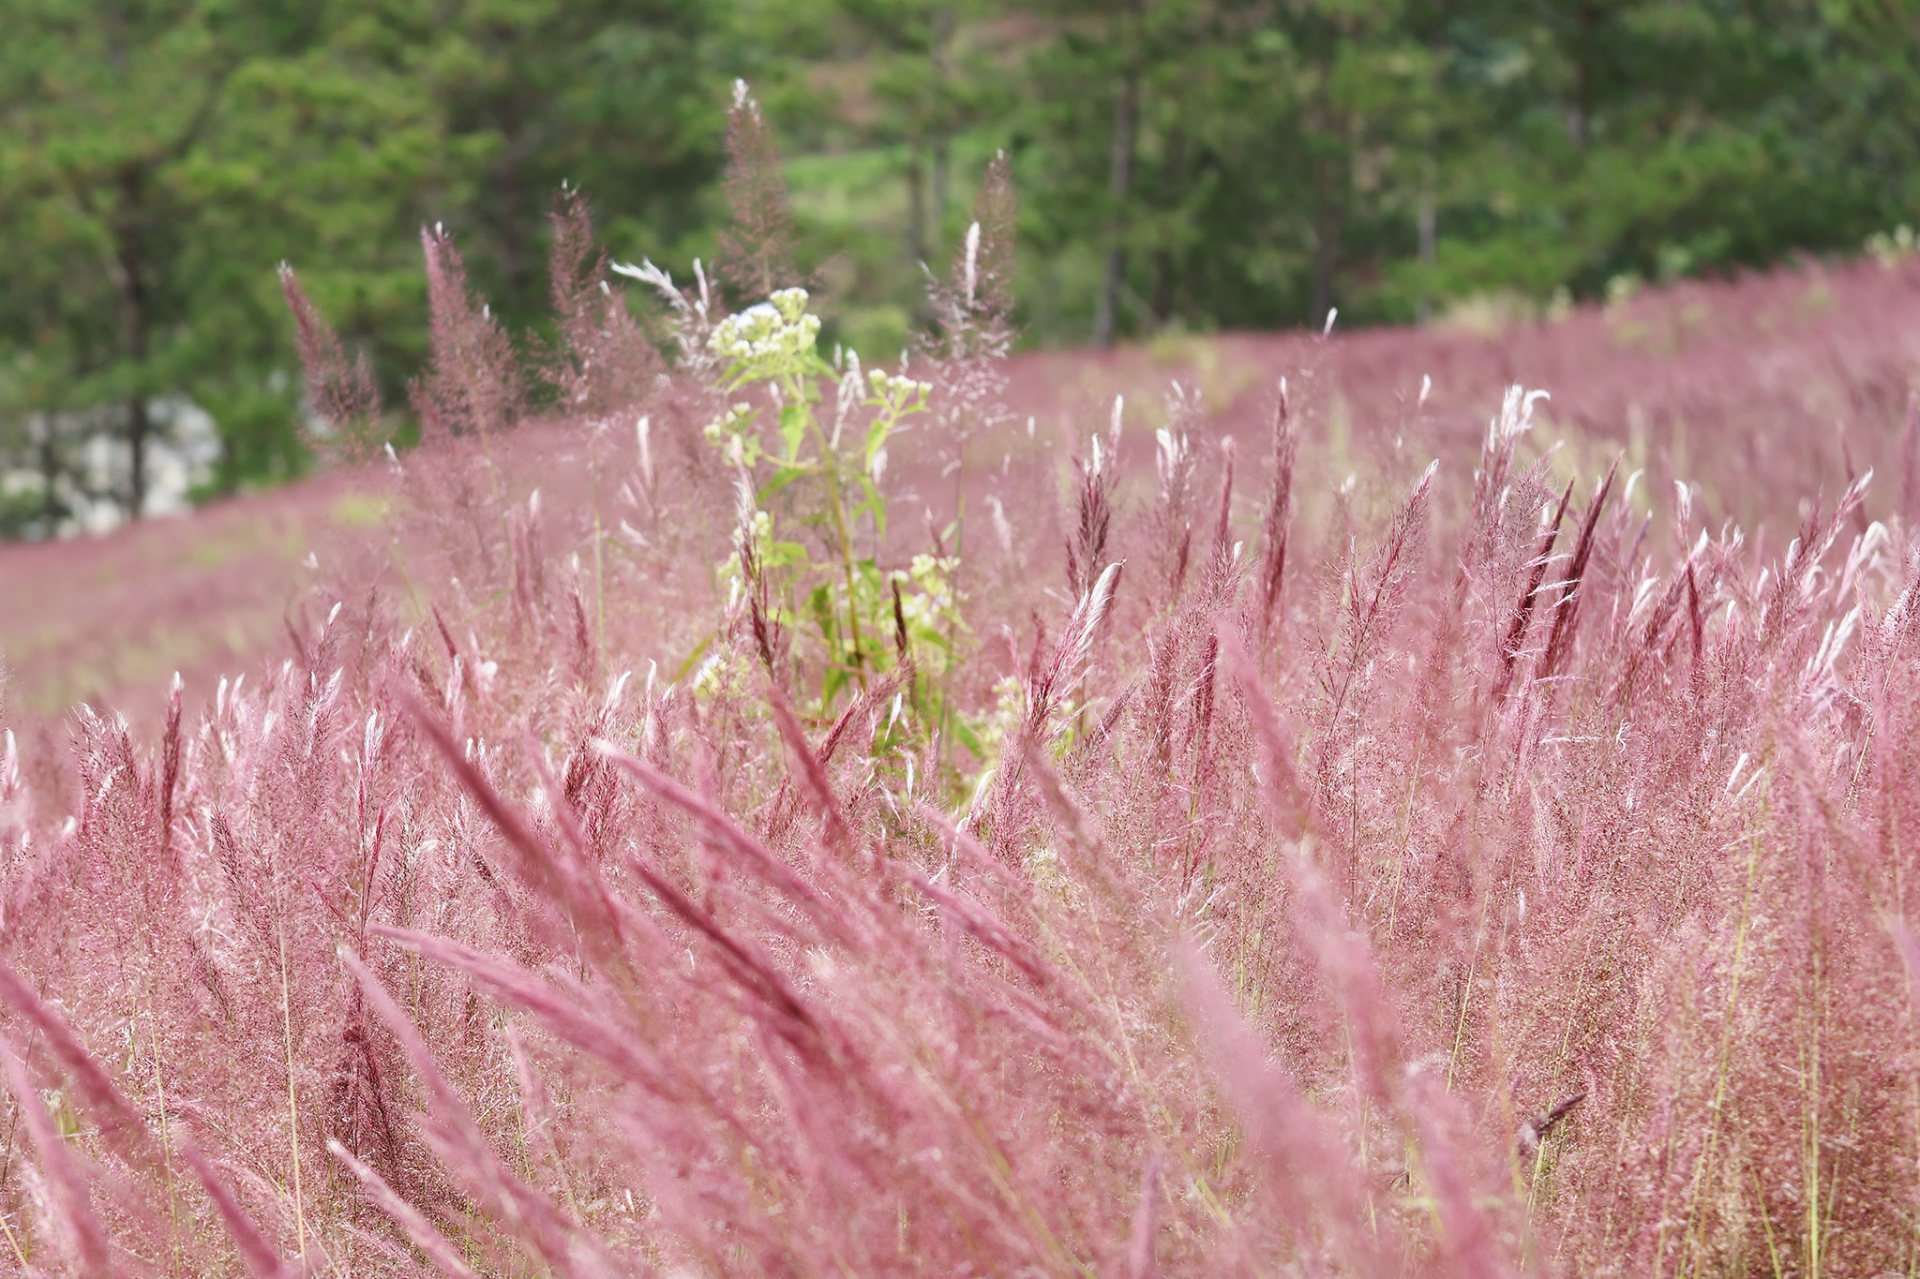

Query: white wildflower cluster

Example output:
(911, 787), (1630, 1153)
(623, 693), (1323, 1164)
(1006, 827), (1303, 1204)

(862, 368), (932, 484)
(709, 288), (822, 375)
(883, 553), (963, 650)
(902, 553), (958, 616)
(867, 366), (932, 409)
(704, 402), (756, 459)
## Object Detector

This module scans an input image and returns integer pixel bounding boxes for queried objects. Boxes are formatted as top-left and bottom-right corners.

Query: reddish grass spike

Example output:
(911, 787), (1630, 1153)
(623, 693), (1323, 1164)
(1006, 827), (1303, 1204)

(1540, 456), (1620, 680)
(766, 687), (855, 855)
(925, 149), (1019, 375)
(816, 663), (909, 765)
(176, 1138), (292, 1279)
(1325, 460), (1436, 727)
(891, 576), (910, 663)
(1206, 436), (1237, 589)
(158, 670), (181, 863)
(717, 81), (799, 302)
(277, 264), (383, 456)
(371, 925), (666, 1090)
(900, 866), (1054, 990)
(342, 950), (611, 1279)
(623, 856), (831, 1064)
(1017, 736), (1123, 902)
(1067, 437), (1115, 599)
(911, 800), (1050, 909)
(541, 186), (662, 416)
(1175, 942), (1396, 1272)
(328, 1139), (482, 1279)
(0, 959), (161, 1172)
(430, 603), (463, 667)
(412, 224), (522, 442)
(399, 689), (622, 954)
(1686, 560), (1706, 673)
(1493, 476), (1574, 704)
(1192, 632), (1220, 790)
(968, 150), (1018, 325)
(1216, 632), (1312, 829)
(1258, 392), (1299, 641)
(594, 739), (860, 946)
(0, 1033), (115, 1278)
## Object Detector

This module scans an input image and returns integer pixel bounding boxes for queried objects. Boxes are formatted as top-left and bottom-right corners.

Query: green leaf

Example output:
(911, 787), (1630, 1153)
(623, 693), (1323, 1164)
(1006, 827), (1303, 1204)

(864, 413), (893, 470)
(780, 402), (809, 461)
(808, 583), (836, 629)
(951, 717), (987, 761)
(859, 474), (888, 540)
(671, 632), (714, 685)
(764, 539), (810, 569)
(912, 628), (953, 656)
(758, 465), (807, 503)
(821, 663), (850, 709)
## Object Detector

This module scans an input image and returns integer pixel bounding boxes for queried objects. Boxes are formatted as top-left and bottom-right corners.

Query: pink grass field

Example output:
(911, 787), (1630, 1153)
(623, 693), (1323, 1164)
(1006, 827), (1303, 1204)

(3, 218), (1920, 1276)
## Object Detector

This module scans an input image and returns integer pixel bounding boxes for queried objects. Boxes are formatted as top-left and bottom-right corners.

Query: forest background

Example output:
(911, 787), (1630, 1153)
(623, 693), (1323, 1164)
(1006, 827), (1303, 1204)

(4, 0), (1919, 537)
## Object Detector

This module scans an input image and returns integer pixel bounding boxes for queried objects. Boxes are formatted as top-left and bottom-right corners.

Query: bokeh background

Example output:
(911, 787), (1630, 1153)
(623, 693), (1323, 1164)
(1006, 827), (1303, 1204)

(4, 0), (1919, 538)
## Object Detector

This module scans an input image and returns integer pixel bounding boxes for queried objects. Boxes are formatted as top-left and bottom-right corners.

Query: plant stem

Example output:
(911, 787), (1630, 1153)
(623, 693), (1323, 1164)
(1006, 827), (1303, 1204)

(592, 440), (607, 654)
(0, 1210), (24, 1271)
(824, 463), (866, 680)
(278, 917), (307, 1260)
(151, 1002), (180, 1275)
(803, 377), (866, 688)
(1679, 826), (1762, 1276)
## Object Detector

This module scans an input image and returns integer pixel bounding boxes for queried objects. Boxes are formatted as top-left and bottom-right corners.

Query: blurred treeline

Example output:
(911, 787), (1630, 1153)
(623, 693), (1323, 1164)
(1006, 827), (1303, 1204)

(3, 0), (1917, 536)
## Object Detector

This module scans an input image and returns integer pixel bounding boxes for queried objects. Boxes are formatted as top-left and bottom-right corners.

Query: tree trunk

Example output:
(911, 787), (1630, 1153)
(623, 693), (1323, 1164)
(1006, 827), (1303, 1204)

(496, 77), (539, 312)
(1567, 4), (1596, 148)
(1150, 124), (1186, 325)
(37, 418), (60, 534)
(928, 5), (956, 259)
(1309, 157), (1343, 330)
(931, 135), (950, 259)
(907, 142), (927, 267)
(1094, 63), (1139, 348)
(1416, 153), (1437, 324)
(494, 147), (530, 315)
(115, 168), (151, 520)
(127, 397), (149, 518)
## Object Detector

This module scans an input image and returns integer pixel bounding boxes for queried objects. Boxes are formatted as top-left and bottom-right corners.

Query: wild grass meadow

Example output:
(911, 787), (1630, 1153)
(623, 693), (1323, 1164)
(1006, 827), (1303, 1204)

(2, 89), (1919, 1277)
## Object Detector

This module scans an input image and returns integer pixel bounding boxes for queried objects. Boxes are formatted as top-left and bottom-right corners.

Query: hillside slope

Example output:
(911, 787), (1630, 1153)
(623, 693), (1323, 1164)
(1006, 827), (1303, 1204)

(6, 255), (1915, 723)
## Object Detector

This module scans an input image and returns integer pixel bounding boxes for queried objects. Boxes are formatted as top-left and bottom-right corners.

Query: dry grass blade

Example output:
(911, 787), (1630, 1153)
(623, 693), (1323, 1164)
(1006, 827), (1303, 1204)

(0, 958), (162, 1172)
(0, 1033), (114, 1278)
(593, 739), (861, 947)
(328, 1139), (483, 1279)
(176, 1137), (293, 1279)
(341, 949), (617, 1279)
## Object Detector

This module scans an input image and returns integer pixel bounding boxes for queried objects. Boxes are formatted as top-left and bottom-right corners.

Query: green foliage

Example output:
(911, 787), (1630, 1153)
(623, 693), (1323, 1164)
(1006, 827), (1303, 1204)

(704, 287), (958, 721)
(0, 0), (726, 531)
